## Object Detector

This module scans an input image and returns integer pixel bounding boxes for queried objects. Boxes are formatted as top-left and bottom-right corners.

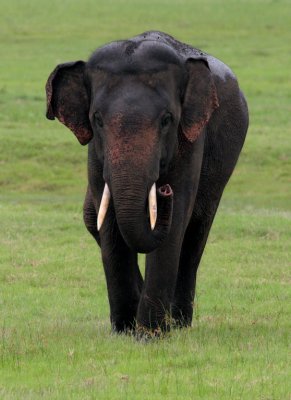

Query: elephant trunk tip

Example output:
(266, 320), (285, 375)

(158, 184), (173, 197)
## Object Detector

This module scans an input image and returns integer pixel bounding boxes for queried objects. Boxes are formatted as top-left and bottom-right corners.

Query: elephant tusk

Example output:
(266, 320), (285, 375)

(148, 183), (157, 231)
(97, 183), (111, 231)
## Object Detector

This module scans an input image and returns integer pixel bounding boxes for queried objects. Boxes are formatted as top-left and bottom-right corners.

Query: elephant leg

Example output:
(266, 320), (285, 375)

(100, 210), (143, 333)
(84, 186), (143, 332)
(172, 207), (219, 327)
(172, 150), (242, 326)
(173, 114), (248, 327)
(136, 229), (184, 335)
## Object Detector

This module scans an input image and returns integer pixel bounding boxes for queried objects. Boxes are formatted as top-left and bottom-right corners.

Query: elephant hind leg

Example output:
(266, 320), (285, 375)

(172, 208), (218, 327)
(173, 108), (248, 327)
(172, 140), (242, 326)
(83, 186), (100, 245)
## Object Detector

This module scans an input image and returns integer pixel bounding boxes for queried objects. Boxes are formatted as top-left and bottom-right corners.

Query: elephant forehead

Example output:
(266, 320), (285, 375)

(88, 40), (182, 74)
(91, 78), (172, 125)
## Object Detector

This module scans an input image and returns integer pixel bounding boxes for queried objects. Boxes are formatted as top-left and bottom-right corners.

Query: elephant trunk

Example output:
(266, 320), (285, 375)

(100, 172), (173, 253)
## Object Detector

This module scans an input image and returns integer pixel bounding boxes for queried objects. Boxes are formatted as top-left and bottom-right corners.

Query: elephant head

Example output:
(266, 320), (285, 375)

(46, 38), (219, 253)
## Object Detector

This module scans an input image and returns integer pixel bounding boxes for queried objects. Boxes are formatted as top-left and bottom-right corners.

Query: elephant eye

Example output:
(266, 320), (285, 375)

(94, 112), (104, 128)
(160, 113), (173, 130)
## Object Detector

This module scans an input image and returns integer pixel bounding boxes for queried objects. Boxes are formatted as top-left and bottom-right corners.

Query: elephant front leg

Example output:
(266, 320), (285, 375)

(136, 238), (182, 336)
(100, 215), (143, 333)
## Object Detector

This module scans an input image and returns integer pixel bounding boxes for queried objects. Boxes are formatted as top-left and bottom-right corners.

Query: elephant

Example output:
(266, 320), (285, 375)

(45, 31), (249, 337)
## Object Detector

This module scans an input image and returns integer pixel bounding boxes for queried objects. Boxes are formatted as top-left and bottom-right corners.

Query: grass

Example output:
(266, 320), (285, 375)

(0, 0), (290, 398)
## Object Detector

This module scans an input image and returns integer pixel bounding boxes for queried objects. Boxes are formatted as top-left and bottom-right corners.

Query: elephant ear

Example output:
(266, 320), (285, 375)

(45, 61), (93, 145)
(180, 59), (219, 143)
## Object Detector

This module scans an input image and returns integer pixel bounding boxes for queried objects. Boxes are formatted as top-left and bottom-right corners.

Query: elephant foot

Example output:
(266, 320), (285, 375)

(110, 313), (137, 334)
(135, 324), (165, 341)
(171, 303), (193, 328)
(111, 321), (135, 335)
(136, 294), (175, 339)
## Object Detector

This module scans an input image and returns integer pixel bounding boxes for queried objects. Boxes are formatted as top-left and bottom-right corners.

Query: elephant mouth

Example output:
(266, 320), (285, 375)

(97, 182), (173, 232)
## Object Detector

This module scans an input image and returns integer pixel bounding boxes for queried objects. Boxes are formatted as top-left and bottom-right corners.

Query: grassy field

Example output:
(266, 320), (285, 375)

(0, 0), (290, 398)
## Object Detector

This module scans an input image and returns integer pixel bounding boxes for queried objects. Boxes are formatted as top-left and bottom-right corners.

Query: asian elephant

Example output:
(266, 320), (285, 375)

(45, 31), (248, 337)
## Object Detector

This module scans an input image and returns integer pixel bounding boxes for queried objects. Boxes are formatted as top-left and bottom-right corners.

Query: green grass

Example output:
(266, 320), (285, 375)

(0, 0), (290, 398)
